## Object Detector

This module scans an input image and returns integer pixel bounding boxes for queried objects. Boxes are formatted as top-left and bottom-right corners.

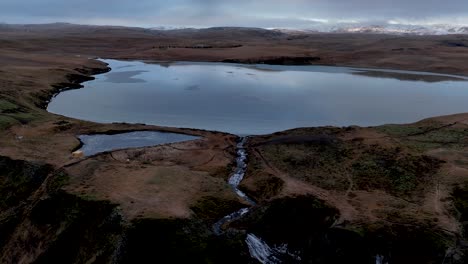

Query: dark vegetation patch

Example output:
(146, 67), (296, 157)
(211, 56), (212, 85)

(0, 112), (38, 128)
(256, 137), (442, 200)
(31, 192), (123, 264)
(233, 195), (369, 263)
(0, 156), (53, 210)
(452, 184), (468, 238)
(376, 124), (468, 151)
(235, 196), (340, 245)
(0, 208), (21, 253)
(0, 156), (54, 252)
(120, 218), (250, 264)
(364, 224), (456, 264)
(351, 147), (442, 198)
(233, 195), (457, 264)
(0, 161), (124, 263)
(0, 98), (38, 129)
(190, 196), (246, 223)
(0, 99), (20, 113)
(241, 171), (285, 201)
(441, 40), (468, 48)
(261, 139), (351, 190)
(0, 115), (18, 129)
(256, 139), (351, 191)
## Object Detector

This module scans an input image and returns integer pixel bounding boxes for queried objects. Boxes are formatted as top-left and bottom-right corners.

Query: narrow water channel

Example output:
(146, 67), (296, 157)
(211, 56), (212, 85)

(214, 137), (299, 264)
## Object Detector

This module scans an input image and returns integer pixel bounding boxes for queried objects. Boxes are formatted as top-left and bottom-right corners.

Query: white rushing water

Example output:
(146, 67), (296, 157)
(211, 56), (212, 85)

(212, 207), (250, 235)
(227, 138), (257, 205)
(376, 255), (388, 264)
(214, 137), (300, 263)
(246, 234), (302, 264)
(246, 234), (281, 264)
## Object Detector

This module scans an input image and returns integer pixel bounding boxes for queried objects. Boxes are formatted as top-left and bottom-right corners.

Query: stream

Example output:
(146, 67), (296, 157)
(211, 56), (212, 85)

(214, 137), (300, 264)
(215, 137), (389, 264)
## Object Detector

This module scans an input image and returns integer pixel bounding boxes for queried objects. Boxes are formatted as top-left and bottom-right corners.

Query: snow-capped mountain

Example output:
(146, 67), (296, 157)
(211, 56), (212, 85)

(331, 24), (468, 35)
(274, 23), (468, 35)
(149, 26), (195, 31)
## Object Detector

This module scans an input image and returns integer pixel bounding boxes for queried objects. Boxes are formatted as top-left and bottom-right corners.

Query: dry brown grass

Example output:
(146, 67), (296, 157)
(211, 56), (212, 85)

(244, 116), (468, 234)
(1, 24), (468, 231)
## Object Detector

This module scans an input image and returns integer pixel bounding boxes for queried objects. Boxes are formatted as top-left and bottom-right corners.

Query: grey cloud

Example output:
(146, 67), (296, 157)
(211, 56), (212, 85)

(1, 0), (468, 27)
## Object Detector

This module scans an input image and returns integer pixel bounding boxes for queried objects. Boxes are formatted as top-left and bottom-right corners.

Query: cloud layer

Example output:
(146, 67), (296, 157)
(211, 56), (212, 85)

(2, 0), (468, 27)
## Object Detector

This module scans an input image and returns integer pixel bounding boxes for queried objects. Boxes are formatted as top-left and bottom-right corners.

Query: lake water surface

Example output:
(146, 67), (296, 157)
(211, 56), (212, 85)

(48, 59), (468, 135)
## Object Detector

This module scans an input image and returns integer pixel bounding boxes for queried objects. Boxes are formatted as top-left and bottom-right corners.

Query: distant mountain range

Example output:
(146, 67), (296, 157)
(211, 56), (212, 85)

(150, 23), (468, 36)
(2, 22), (468, 35)
(273, 24), (468, 35)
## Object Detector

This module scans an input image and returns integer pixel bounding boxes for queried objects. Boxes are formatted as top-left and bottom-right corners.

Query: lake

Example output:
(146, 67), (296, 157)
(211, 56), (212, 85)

(48, 59), (468, 135)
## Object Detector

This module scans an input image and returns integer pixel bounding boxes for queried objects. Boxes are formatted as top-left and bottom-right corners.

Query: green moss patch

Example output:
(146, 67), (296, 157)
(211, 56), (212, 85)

(256, 138), (442, 201)
(0, 99), (19, 113)
(0, 156), (53, 210)
(377, 124), (468, 151)
(0, 111), (41, 129)
(0, 115), (19, 129)
(351, 148), (442, 198)
(452, 184), (468, 238)
(259, 140), (352, 191)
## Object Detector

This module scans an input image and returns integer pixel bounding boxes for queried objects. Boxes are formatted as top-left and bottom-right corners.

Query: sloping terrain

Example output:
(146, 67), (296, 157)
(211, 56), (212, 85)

(241, 116), (468, 262)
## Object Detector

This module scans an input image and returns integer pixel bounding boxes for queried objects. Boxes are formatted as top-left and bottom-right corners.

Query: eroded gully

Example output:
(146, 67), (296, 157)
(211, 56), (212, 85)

(213, 137), (300, 264)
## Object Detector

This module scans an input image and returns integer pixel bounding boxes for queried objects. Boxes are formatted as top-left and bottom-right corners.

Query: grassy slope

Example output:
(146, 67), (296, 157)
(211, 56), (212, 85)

(243, 119), (468, 263)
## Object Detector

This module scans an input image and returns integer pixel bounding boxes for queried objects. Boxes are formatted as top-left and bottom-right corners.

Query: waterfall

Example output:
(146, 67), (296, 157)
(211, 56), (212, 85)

(376, 255), (388, 264)
(246, 234), (280, 264)
(214, 137), (300, 263)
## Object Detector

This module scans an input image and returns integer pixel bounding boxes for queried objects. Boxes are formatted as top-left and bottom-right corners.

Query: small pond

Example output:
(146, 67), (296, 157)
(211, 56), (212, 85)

(77, 131), (199, 156)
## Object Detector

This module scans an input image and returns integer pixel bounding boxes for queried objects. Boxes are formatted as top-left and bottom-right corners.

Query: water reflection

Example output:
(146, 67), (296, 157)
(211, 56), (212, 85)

(48, 59), (468, 135)
(78, 131), (199, 156)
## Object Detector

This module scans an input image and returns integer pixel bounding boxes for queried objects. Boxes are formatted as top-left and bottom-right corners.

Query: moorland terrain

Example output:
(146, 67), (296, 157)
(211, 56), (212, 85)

(1, 23), (468, 263)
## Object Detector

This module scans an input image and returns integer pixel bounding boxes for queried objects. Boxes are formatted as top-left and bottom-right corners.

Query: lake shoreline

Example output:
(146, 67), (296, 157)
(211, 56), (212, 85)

(48, 58), (468, 136)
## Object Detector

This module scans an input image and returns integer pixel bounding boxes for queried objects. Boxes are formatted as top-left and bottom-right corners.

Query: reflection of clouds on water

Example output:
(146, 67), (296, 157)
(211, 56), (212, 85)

(49, 58), (468, 135)
(115, 65), (134, 70)
(352, 70), (466, 83)
(78, 131), (199, 156)
(185, 85), (200, 91)
(104, 70), (148, 83)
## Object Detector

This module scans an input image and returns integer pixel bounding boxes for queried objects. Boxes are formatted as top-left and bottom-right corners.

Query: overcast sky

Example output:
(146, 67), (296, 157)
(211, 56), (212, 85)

(2, 0), (468, 28)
